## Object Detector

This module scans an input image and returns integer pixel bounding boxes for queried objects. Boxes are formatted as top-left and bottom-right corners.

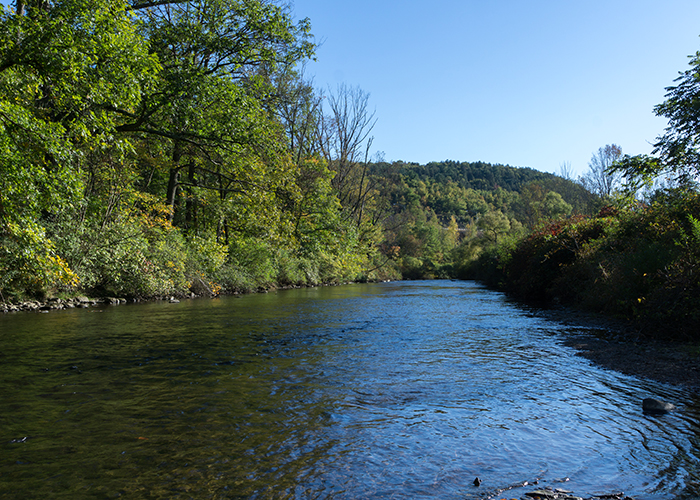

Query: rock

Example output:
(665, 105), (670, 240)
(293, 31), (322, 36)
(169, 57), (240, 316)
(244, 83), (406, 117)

(190, 277), (214, 296)
(169, 297), (180, 303)
(40, 302), (63, 310)
(524, 489), (583, 500)
(643, 397), (675, 413)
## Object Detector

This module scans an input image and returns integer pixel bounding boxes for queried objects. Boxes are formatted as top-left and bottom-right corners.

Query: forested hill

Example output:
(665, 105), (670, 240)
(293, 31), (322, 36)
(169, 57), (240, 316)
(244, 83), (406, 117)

(396, 160), (554, 191)
(374, 159), (595, 222)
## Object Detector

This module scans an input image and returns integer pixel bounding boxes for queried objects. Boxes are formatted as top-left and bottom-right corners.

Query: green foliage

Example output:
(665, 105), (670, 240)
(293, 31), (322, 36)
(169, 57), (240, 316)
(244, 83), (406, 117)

(400, 160), (551, 191)
(0, 0), (159, 298)
(376, 156), (593, 281)
(227, 236), (277, 289)
(51, 201), (191, 298)
(0, 220), (78, 299)
(458, 188), (700, 338)
(0, 0), (620, 307)
(611, 46), (700, 189)
(649, 49), (700, 184)
(0, 0), (380, 301)
(477, 210), (511, 244)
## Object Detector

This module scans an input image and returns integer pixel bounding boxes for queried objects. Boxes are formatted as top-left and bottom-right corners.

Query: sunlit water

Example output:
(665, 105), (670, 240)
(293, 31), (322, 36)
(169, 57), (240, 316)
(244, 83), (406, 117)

(1, 281), (699, 499)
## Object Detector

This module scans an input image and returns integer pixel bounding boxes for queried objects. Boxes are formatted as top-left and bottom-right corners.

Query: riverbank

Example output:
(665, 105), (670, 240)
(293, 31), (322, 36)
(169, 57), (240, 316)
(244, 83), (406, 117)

(0, 279), (378, 313)
(564, 332), (700, 390)
(461, 195), (700, 342)
(540, 307), (700, 391)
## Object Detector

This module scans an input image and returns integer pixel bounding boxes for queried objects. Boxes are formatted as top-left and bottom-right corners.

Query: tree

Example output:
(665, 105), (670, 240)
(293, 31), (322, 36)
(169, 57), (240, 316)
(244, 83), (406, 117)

(540, 191), (572, 219)
(579, 144), (623, 197)
(0, 0), (158, 296)
(317, 83), (377, 223)
(270, 64), (323, 165)
(112, 0), (314, 227)
(477, 210), (510, 244)
(651, 49), (700, 183)
(558, 161), (574, 180)
(612, 48), (700, 189)
(0, 0), (157, 219)
(517, 182), (546, 227)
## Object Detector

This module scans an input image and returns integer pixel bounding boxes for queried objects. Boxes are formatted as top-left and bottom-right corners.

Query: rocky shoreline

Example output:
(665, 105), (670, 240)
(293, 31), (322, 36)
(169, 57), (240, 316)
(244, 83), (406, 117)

(0, 280), (365, 314)
(519, 487), (634, 500)
(0, 295), (130, 313)
(0, 290), (224, 313)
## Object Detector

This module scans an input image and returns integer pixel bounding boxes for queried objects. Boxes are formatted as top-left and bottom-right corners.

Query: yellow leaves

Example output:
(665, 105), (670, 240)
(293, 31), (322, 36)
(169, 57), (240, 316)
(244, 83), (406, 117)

(45, 254), (80, 288)
(1, 221), (79, 292)
(209, 281), (222, 295)
(165, 259), (184, 274)
(129, 191), (175, 231)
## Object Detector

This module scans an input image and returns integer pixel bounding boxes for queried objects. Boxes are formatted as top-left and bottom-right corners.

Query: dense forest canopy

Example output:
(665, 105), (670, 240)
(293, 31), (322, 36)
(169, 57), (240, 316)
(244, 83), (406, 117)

(399, 160), (551, 191)
(2, 0), (700, 340)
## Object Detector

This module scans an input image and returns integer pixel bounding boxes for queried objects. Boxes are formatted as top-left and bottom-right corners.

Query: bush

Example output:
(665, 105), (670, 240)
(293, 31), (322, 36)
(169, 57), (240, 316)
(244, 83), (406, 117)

(0, 221), (78, 300)
(51, 207), (192, 298)
(463, 192), (700, 338)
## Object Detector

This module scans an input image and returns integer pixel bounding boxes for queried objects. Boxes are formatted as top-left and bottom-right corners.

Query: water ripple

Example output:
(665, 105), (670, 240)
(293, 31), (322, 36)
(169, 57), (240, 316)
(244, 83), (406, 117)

(1, 281), (698, 499)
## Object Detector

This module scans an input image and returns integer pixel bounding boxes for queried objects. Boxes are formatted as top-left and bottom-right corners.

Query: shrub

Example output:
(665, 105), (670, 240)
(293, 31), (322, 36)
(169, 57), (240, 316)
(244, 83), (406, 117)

(0, 221), (79, 300)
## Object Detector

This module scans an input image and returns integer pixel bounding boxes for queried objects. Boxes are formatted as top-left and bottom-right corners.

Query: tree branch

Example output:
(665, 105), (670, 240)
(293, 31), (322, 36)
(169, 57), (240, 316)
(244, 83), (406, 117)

(128, 0), (187, 11)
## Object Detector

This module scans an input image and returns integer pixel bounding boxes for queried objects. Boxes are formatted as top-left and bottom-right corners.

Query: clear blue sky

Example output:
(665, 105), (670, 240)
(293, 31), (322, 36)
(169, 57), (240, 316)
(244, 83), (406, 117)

(291, 0), (700, 176)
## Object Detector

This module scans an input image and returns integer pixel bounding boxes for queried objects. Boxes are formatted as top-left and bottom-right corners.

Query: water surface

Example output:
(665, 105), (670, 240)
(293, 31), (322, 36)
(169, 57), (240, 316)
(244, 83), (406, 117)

(1, 281), (699, 499)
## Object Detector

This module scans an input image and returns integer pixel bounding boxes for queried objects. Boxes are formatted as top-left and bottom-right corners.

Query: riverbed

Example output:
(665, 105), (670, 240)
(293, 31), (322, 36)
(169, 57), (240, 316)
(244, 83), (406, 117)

(1, 281), (698, 499)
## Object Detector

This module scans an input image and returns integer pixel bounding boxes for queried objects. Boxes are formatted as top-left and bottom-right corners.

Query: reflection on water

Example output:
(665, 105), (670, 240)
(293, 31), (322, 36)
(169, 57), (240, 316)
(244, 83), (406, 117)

(1, 281), (699, 499)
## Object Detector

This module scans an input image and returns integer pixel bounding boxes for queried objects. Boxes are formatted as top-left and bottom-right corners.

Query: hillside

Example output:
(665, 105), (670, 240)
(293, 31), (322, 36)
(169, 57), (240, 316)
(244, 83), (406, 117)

(370, 159), (599, 280)
(399, 160), (553, 191)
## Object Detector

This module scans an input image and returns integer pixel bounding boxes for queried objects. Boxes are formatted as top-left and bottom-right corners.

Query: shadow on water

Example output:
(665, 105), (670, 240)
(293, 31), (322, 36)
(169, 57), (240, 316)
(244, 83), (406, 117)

(1, 280), (699, 499)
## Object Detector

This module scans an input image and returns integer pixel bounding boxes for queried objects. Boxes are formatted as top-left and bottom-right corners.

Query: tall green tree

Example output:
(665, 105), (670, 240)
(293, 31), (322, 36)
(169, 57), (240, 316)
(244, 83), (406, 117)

(613, 47), (700, 189)
(113, 0), (314, 230)
(477, 210), (511, 244)
(0, 0), (158, 296)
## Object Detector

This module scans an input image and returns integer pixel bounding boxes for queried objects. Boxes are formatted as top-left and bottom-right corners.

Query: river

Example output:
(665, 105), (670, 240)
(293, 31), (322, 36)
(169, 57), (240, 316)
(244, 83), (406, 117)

(1, 280), (699, 499)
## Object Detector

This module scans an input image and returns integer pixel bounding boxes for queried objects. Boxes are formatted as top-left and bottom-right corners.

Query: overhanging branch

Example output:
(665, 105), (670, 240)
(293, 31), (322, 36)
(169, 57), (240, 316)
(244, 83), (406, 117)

(128, 0), (188, 11)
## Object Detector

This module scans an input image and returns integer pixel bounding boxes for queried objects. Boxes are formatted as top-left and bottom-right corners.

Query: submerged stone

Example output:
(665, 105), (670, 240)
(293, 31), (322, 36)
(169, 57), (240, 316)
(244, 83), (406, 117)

(642, 397), (675, 413)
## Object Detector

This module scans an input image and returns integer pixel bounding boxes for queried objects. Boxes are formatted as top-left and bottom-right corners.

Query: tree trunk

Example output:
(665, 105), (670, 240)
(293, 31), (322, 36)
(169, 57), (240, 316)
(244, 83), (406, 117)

(185, 161), (197, 232)
(166, 141), (183, 223)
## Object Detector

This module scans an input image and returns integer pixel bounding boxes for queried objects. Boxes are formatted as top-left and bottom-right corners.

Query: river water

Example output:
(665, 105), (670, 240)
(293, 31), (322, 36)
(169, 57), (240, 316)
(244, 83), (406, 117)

(1, 280), (699, 499)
